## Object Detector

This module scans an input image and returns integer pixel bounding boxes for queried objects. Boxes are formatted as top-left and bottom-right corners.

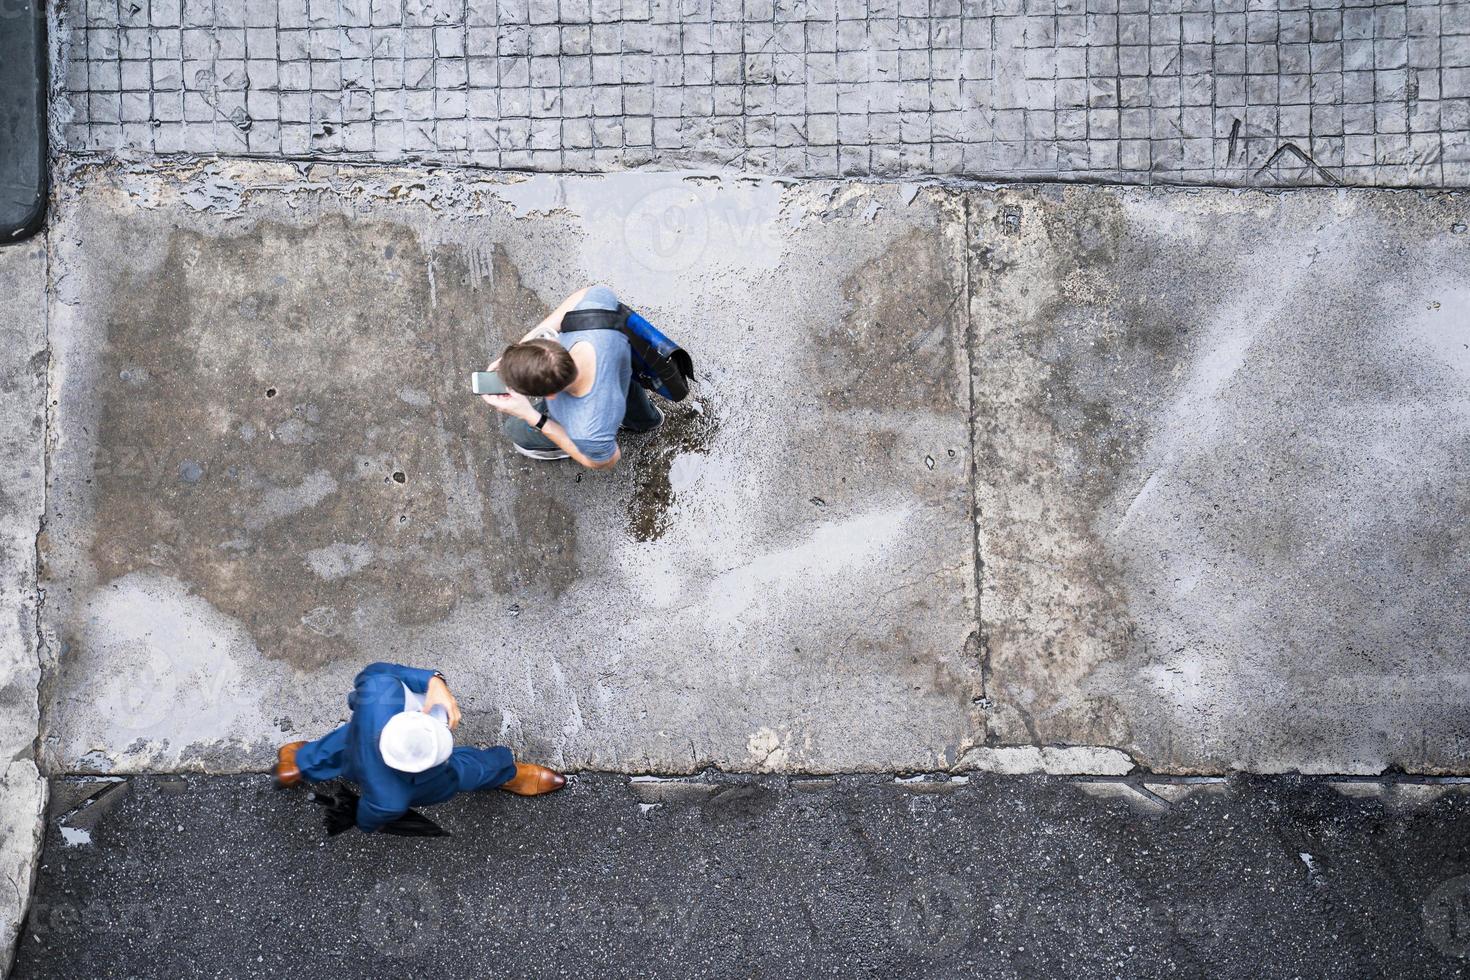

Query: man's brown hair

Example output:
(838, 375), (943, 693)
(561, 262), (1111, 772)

(497, 339), (577, 397)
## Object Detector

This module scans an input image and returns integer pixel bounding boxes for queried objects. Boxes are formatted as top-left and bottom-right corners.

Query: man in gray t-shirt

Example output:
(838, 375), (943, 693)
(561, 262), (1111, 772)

(481, 285), (664, 469)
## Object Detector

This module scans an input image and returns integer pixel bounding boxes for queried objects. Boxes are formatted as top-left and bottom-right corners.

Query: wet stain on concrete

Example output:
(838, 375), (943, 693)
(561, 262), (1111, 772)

(971, 189), (1187, 749)
(1018, 192), (1193, 536)
(623, 396), (721, 543)
(829, 226), (964, 412)
(82, 216), (576, 668)
(975, 186), (1470, 768)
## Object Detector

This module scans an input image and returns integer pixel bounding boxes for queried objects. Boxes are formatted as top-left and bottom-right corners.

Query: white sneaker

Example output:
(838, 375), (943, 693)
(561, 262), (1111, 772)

(513, 444), (570, 461)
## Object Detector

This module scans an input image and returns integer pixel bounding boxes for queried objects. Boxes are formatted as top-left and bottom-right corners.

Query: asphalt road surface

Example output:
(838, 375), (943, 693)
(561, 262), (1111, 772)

(15, 773), (1470, 979)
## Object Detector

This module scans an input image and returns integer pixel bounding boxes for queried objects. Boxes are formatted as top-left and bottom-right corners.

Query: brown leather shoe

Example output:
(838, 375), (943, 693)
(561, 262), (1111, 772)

(499, 763), (567, 796)
(274, 741), (307, 787)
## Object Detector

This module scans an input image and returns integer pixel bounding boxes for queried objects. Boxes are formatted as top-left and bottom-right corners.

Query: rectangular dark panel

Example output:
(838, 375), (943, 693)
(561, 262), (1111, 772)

(0, 0), (46, 242)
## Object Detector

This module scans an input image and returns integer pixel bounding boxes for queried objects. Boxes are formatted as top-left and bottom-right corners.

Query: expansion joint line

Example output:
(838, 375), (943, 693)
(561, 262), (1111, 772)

(31, 202), (55, 768)
(959, 192), (989, 741)
(52, 147), (1399, 195)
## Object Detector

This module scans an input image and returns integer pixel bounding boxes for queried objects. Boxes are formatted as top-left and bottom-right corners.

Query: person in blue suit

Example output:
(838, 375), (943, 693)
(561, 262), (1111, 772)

(274, 662), (565, 833)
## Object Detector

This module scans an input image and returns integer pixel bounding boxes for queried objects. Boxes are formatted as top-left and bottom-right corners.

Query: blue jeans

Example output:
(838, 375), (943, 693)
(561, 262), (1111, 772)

(503, 377), (663, 451)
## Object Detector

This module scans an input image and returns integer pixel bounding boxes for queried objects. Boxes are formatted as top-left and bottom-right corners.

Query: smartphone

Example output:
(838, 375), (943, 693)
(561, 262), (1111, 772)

(471, 371), (508, 396)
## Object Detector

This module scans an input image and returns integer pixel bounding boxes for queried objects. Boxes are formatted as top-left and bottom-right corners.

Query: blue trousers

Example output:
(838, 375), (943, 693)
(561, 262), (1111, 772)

(296, 724), (517, 807)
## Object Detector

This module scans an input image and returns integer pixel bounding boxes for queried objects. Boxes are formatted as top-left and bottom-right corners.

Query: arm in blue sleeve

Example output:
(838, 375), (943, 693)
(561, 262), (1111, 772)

(355, 662), (438, 694)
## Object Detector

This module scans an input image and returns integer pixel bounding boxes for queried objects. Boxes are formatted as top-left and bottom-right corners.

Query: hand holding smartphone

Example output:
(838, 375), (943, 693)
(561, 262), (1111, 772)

(471, 371), (508, 396)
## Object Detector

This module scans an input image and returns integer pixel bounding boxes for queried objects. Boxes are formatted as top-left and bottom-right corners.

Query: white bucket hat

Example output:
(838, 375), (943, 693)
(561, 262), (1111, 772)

(378, 709), (454, 773)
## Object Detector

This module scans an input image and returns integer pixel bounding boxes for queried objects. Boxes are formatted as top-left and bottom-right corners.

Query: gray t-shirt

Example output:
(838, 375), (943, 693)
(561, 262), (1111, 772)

(548, 286), (631, 463)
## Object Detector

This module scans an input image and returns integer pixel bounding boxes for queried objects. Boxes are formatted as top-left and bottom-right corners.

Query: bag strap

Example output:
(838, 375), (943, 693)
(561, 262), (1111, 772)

(560, 304), (630, 334)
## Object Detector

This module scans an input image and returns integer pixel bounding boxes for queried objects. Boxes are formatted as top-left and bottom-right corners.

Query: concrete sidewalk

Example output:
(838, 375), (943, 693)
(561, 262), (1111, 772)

(34, 158), (1470, 779)
(15, 772), (1470, 978)
(0, 241), (48, 975)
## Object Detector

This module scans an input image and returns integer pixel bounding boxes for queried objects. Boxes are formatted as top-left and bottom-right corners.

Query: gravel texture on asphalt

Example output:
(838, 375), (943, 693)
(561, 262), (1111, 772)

(15, 773), (1470, 978)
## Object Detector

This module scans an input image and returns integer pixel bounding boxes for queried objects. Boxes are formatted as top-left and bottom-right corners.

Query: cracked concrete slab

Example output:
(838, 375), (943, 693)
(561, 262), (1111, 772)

(0, 240), (48, 974)
(38, 159), (980, 776)
(29, 159), (1470, 782)
(972, 185), (1470, 774)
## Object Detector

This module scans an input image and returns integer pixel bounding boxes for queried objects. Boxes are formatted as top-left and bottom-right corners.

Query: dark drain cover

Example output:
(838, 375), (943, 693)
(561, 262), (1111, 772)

(0, 0), (46, 243)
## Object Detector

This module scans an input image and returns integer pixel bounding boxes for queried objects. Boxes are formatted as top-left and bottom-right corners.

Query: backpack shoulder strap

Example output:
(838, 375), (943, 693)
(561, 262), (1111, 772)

(560, 303), (630, 334)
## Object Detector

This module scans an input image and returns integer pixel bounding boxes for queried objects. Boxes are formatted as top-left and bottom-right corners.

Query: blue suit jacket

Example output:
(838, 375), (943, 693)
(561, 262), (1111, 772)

(295, 662), (513, 832)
